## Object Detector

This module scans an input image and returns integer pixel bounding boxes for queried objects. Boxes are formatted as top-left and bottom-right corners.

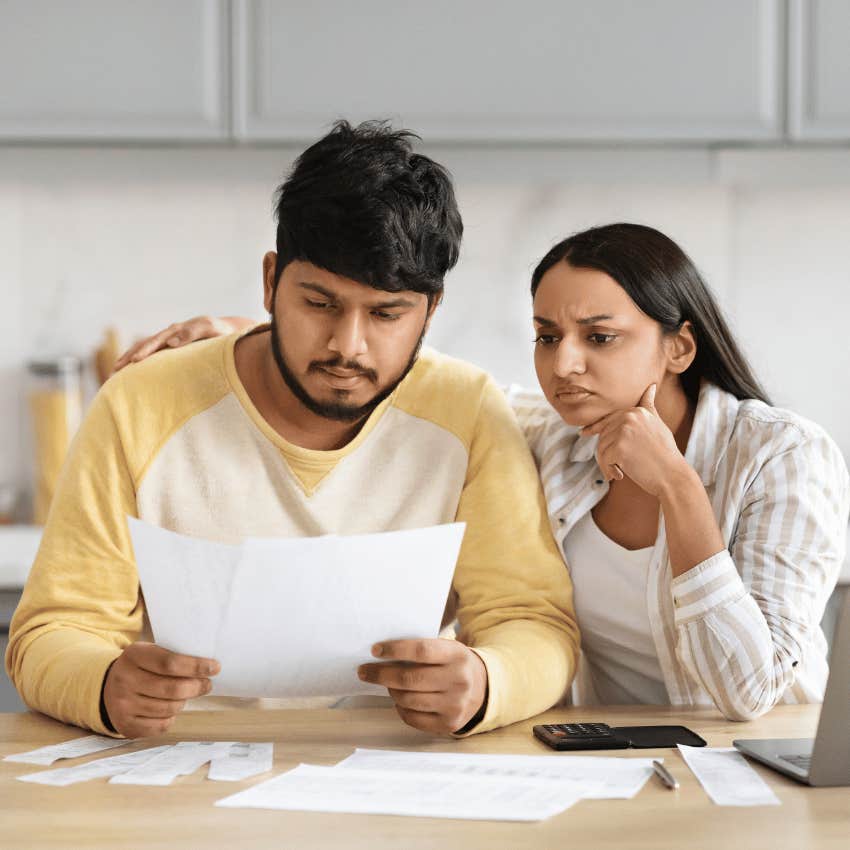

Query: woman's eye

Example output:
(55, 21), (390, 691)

(588, 333), (617, 344)
(534, 335), (559, 346)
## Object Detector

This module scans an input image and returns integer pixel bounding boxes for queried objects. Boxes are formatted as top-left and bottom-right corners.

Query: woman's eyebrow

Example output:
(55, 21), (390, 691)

(532, 315), (557, 327)
(576, 314), (615, 325)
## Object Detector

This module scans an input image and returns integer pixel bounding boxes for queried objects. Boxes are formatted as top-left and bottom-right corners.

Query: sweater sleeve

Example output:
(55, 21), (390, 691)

(670, 426), (849, 721)
(452, 379), (580, 734)
(5, 383), (143, 735)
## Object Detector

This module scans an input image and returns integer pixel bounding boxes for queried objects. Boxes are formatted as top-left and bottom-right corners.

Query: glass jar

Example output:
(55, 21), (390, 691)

(27, 357), (83, 525)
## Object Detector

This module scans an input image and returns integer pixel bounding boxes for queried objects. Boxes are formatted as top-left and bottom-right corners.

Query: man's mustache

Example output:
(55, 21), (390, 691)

(307, 357), (379, 384)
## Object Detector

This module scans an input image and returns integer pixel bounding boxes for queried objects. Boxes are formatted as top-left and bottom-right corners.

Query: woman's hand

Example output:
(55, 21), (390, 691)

(112, 316), (257, 374)
(581, 383), (689, 497)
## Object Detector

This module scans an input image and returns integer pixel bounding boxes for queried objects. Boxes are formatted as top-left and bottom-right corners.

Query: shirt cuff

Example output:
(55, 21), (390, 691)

(671, 549), (747, 626)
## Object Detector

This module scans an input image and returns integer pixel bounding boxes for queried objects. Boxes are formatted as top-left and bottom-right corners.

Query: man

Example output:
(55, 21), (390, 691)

(7, 121), (578, 739)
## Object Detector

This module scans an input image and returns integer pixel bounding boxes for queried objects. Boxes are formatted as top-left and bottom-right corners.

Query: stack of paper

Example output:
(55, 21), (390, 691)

(128, 517), (465, 699)
(214, 748), (660, 822)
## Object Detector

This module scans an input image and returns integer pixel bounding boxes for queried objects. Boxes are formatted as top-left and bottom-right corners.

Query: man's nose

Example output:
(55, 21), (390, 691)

(328, 312), (368, 360)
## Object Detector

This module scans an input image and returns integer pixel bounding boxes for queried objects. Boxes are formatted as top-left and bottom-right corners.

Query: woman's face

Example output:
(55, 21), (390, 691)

(533, 260), (672, 427)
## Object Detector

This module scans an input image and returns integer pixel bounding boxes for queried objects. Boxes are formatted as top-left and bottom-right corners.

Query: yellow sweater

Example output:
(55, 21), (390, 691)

(7, 334), (579, 735)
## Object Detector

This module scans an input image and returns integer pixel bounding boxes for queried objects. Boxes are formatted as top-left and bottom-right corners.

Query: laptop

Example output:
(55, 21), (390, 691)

(733, 590), (850, 786)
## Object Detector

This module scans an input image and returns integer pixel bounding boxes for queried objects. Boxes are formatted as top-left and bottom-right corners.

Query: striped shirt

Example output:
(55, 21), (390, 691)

(506, 380), (850, 720)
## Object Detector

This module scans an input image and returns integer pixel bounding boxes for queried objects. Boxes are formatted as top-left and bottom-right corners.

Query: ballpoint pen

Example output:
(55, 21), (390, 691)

(652, 759), (679, 790)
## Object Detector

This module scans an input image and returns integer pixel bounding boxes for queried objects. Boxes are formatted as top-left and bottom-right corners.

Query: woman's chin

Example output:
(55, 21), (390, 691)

(545, 393), (605, 428)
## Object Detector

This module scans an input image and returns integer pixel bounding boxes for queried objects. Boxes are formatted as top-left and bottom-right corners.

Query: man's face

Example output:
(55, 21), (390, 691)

(265, 257), (434, 422)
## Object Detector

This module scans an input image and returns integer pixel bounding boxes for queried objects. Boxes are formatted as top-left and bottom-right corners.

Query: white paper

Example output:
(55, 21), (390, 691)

(17, 746), (172, 786)
(208, 742), (274, 781)
(337, 748), (654, 800)
(128, 517), (239, 658)
(3, 734), (135, 766)
(110, 741), (234, 786)
(215, 763), (588, 822)
(678, 745), (781, 806)
(129, 516), (464, 699)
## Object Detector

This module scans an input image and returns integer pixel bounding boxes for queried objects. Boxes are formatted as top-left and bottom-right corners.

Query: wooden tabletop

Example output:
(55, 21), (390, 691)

(1, 703), (847, 849)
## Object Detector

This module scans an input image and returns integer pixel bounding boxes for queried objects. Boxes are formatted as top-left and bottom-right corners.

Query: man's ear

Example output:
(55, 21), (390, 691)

(262, 251), (278, 314)
(666, 320), (697, 375)
(422, 293), (442, 335)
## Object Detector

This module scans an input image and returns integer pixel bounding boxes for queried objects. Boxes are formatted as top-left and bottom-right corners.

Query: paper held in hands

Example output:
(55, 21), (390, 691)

(127, 517), (465, 699)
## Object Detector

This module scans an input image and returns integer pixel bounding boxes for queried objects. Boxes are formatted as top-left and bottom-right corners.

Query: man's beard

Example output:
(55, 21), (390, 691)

(269, 314), (426, 423)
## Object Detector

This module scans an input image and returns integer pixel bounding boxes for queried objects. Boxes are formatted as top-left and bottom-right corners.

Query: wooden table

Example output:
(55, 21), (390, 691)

(1, 704), (847, 849)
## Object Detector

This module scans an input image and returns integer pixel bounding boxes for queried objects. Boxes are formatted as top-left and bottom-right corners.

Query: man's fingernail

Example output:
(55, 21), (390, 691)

(205, 662), (219, 675)
(371, 644), (383, 657)
(357, 667), (367, 680)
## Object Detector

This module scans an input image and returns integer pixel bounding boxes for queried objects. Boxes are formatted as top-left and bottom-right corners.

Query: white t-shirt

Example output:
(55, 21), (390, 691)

(562, 511), (668, 705)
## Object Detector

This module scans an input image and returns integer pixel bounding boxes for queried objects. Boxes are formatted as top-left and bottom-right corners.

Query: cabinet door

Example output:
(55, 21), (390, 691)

(789, 0), (850, 139)
(0, 0), (229, 140)
(233, 0), (782, 142)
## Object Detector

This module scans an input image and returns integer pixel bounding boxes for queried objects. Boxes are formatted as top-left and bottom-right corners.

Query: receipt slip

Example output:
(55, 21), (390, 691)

(110, 741), (235, 786)
(678, 745), (781, 806)
(17, 746), (172, 786)
(215, 764), (592, 822)
(208, 743), (274, 782)
(4, 734), (135, 766)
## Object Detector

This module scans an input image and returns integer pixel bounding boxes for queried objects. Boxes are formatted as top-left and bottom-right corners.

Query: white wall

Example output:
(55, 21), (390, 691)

(1, 145), (849, 516)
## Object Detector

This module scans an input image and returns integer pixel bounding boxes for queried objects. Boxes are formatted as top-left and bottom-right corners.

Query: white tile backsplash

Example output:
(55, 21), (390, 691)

(1, 145), (849, 510)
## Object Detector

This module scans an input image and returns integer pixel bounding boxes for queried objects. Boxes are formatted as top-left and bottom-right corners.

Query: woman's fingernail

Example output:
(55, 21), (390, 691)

(357, 667), (367, 680)
(167, 336), (181, 346)
(371, 644), (383, 657)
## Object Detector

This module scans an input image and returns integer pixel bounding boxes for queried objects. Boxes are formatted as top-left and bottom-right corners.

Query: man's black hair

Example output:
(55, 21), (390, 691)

(273, 120), (463, 303)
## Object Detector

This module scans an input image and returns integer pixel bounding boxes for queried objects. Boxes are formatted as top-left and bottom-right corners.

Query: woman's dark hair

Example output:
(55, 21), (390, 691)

(273, 119), (462, 305)
(530, 223), (771, 405)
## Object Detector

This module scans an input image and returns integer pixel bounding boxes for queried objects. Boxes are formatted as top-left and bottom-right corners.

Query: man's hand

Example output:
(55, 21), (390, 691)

(102, 642), (220, 738)
(357, 639), (488, 735)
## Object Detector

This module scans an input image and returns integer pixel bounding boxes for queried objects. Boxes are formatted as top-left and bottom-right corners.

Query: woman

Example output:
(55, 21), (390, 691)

(117, 223), (849, 720)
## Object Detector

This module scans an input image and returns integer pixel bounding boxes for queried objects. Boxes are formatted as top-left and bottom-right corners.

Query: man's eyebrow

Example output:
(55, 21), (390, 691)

(298, 282), (417, 309)
(371, 296), (418, 309)
(298, 282), (338, 300)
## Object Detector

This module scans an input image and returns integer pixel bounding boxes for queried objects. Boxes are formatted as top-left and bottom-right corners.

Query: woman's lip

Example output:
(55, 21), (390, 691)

(555, 389), (593, 402)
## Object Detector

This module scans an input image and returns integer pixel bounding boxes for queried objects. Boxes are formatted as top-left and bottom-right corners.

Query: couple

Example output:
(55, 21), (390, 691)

(9, 121), (848, 739)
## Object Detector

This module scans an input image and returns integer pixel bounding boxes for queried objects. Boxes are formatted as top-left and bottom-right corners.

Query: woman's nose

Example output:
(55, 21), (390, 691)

(553, 338), (585, 377)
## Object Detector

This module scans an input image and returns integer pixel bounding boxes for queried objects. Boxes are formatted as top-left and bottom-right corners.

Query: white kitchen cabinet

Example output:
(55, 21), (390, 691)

(0, 0), (229, 140)
(789, 0), (850, 139)
(233, 0), (783, 142)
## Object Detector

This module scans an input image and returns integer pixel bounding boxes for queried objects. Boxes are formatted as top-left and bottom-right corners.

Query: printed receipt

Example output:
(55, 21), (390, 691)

(4, 735), (134, 766)
(678, 745), (780, 806)
(17, 746), (172, 786)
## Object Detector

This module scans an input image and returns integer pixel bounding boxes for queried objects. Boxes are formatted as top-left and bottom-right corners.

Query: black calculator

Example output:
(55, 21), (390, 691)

(532, 722), (630, 751)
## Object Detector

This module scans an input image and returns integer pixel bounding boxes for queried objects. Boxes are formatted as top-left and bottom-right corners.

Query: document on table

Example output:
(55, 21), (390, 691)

(337, 748), (655, 799)
(3, 734), (134, 765)
(129, 517), (465, 698)
(215, 764), (590, 822)
(678, 745), (781, 806)
(17, 746), (172, 786)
